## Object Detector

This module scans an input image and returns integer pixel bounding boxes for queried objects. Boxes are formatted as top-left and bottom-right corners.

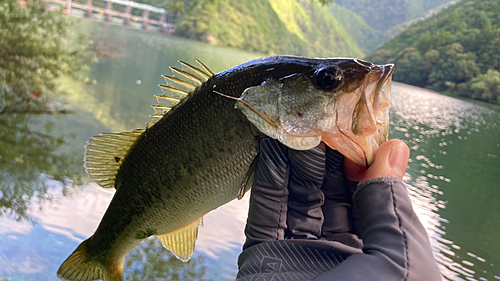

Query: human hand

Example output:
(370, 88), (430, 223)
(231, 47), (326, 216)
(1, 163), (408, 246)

(243, 138), (360, 250)
(243, 138), (411, 250)
(239, 139), (442, 281)
(343, 139), (410, 183)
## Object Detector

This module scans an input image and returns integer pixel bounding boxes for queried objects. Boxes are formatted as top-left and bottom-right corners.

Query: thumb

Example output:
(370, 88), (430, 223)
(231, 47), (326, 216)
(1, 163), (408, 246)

(345, 139), (410, 182)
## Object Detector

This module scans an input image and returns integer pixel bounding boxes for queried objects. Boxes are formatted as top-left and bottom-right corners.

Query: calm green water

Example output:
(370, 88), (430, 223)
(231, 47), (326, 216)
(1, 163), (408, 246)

(1, 22), (500, 281)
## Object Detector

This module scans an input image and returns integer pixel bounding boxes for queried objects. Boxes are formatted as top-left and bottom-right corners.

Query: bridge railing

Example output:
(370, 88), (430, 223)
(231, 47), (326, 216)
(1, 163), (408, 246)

(44, 0), (175, 33)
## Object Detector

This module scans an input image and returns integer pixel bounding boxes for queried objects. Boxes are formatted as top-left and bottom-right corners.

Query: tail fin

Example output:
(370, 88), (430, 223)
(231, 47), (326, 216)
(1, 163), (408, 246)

(57, 239), (123, 281)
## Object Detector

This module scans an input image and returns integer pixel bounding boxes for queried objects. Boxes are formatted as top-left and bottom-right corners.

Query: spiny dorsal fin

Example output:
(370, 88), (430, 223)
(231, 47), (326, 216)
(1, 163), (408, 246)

(196, 59), (214, 77)
(84, 129), (145, 189)
(157, 217), (204, 262)
(179, 60), (210, 82)
(148, 60), (214, 128)
(84, 60), (213, 188)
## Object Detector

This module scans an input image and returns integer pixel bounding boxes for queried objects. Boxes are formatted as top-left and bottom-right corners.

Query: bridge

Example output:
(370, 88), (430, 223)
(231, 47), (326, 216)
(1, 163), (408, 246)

(44, 0), (175, 33)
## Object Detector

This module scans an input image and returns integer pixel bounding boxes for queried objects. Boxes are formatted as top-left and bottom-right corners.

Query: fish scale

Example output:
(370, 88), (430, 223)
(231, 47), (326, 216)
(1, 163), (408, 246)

(57, 56), (394, 281)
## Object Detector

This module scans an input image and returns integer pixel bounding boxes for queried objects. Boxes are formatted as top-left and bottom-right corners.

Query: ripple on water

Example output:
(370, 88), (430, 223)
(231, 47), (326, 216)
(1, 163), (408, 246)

(391, 83), (500, 281)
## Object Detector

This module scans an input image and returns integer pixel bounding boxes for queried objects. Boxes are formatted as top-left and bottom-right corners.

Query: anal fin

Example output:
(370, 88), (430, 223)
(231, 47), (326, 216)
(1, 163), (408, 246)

(157, 217), (203, 262)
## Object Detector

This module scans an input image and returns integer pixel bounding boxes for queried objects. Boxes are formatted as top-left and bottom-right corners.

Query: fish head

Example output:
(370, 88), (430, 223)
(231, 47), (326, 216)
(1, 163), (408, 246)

(318, 59), (395, 167)
(237, 58), (394, 167)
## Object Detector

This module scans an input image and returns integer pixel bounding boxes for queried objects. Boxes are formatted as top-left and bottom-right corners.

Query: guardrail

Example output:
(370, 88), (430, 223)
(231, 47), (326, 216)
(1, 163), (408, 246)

(43, 0), (175, 33)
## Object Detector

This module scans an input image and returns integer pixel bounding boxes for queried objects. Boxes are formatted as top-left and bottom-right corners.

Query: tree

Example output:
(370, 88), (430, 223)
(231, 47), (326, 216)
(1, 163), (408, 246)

(0, 0), (92, 220)
(427, 43), (480, 91)
(0, 0), (93, 116)
(367, 49), (393, 65)
(467, 69), (500, 103)
(392, 47), (430, 87)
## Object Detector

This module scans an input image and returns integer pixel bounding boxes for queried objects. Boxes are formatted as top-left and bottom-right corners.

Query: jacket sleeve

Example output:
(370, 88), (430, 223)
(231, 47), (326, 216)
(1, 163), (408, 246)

(311, 177), (442, 281)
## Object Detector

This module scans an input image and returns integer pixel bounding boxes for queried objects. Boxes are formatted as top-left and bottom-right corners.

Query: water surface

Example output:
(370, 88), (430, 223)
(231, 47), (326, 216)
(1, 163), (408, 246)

(1, 22), (499, 281)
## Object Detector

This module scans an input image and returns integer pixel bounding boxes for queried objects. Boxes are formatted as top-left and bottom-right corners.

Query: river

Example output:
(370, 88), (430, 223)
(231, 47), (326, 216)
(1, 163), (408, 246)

(0, 22), (499, 281)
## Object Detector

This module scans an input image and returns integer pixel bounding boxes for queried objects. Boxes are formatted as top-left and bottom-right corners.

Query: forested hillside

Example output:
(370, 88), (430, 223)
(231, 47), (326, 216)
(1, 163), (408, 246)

(329, 0), (457, 52)
(367, 0), (500, 104)
(134, 0), (458, 55)
(174, 0), (363, 57)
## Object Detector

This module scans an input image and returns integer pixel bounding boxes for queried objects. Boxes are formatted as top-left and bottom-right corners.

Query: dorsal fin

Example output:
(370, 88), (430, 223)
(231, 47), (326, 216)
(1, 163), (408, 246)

(84, 129), (145, 189)
(179, 60), (210, 82)
(85, 60), (213, 189)
(148, 60), (214, 128)
(196, 59), (214, 77)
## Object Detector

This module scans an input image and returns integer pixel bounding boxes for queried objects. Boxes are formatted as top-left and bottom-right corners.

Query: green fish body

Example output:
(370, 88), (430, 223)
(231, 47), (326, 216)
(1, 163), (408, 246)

(57, 56), (394, 281)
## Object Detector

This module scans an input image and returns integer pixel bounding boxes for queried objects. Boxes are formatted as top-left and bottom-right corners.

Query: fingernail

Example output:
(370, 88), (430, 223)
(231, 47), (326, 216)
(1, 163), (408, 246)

(388, 142), (408, 174)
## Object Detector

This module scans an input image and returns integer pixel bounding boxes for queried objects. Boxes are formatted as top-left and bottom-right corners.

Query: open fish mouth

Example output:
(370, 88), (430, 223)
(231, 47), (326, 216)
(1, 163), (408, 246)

(235, 58), (395, 168)
(322, 63), (395, 167)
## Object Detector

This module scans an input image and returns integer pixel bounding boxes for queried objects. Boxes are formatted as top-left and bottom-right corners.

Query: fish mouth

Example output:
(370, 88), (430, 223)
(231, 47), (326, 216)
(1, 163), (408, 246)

(322, 63), (395, 168)
(235, 60), (395, 168)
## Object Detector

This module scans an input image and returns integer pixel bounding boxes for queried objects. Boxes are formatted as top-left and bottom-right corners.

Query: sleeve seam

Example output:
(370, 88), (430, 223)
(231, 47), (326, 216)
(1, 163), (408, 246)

(352, 177), (404, 199)
(389, 181), (410, 281)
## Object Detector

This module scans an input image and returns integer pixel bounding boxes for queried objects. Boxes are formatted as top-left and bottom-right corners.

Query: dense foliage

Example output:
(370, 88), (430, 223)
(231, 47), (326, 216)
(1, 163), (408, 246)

(174, 0), (362, 57)
(367, 0), (500, 104)
(129, 0), (457, 54)
(0, 0), (91, 219)
(335, 0), (456, 32)
(0, 0), (92, 115)
(330, 0), (457, 52)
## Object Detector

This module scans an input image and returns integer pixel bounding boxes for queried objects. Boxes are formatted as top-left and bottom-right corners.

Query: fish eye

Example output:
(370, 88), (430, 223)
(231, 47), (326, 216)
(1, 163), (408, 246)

(315, 68), (342, 91)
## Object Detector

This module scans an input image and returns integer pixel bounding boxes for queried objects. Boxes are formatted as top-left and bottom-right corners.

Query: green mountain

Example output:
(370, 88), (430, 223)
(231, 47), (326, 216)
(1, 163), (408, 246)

(329, 0), (457, 52)
(175, 0), (363, 57)
(326, 2), (376, 53)
(333, 0), (456, 32)
(366, 0), (500, 104)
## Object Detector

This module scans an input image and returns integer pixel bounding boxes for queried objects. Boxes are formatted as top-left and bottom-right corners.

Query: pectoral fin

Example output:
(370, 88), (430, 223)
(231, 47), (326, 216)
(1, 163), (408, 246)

(156, 217), (203, 262)
(238, 154), (258, 199)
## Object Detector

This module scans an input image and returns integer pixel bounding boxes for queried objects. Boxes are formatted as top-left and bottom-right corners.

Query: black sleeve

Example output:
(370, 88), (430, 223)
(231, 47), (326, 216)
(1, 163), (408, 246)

(237, 177), (442, 281)
(311, 177), (441, 281)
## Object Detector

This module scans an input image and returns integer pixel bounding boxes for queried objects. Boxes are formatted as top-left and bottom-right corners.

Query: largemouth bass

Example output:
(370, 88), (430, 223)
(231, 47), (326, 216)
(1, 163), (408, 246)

(57, 56), (394, 281)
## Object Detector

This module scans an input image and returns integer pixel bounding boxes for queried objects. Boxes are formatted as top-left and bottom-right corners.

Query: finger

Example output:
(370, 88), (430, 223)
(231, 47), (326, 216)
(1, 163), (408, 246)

(362, 139), (409, 182)
(343, 157), (367, 183)
(344, 139), (410, 183)
(243, 138), (289, 250)
(286, 143), (326, 239)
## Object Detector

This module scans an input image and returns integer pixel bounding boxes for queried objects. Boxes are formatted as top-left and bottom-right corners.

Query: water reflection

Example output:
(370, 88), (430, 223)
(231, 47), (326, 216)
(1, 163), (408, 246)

(391, 83), (500, 281)
(125, 239), (212, 281)
(1, 23), (500, 280)
(0, 115), (84, 221)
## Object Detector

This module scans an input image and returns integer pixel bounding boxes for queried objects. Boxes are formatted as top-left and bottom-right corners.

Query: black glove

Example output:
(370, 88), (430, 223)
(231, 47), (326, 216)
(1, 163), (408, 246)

(238, 138), (442, 281)
(243, 138), (362, 250)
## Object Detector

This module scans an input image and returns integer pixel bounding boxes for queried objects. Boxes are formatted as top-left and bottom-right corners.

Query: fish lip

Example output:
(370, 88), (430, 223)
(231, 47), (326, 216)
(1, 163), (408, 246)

(362, 63), (394, 124)
(359, 63), (394, 166)
(380, 63), (395, 86)
(353, 58), (374, 68)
